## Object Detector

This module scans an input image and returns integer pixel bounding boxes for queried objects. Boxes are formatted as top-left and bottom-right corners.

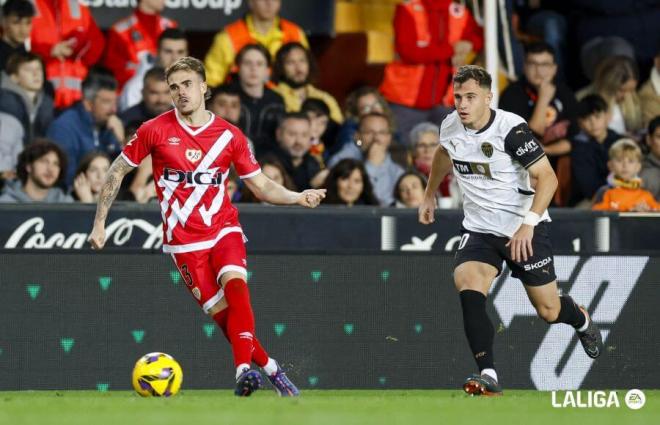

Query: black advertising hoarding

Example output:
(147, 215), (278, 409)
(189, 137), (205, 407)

(0, 252), (656, 390)
(85, 0), (335, 34)
(1, 204), (656, 252)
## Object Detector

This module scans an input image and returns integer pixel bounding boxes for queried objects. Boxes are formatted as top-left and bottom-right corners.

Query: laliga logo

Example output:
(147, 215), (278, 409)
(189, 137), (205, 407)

(551, 389), (645, 409)
(491, 255), (649, 390)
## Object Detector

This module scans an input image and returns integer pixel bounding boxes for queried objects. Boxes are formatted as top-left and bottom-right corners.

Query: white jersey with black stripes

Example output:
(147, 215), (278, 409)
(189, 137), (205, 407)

(440, 108), (551, 238)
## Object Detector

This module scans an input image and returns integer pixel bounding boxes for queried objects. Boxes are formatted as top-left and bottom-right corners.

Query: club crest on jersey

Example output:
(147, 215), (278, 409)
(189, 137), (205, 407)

(168, 137), (181, 145)
(481, 142), (494, 158)
(185, 149), (202, 163)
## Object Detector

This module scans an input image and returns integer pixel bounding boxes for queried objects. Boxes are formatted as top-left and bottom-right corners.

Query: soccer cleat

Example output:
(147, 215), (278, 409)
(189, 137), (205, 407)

(577, 307), (603, 359)
(266, 361), (300, 397)
(463, 374), (503, 396)
(234, 368), (263, 397)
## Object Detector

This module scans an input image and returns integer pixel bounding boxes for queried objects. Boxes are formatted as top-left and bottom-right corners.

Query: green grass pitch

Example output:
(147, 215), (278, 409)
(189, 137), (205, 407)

(1, 390), (657, 425)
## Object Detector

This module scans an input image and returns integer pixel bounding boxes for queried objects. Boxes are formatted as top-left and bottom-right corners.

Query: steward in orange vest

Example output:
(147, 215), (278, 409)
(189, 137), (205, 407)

(204, 13), (308, 87)
(104, 4), (177, 88)
(30, 0), (105, 109)
(380, 0), (483, 110)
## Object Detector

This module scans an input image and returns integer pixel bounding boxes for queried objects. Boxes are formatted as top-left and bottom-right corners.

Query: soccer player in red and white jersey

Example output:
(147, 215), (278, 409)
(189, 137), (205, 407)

(88, 57), (326, 397)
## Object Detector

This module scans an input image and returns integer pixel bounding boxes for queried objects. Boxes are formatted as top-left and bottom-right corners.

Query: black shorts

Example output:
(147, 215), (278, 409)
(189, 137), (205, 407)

(454, 222), (557, 286)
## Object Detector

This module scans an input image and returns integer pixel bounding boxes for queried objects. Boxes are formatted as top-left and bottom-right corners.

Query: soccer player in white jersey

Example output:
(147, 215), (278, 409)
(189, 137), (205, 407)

(419, 65), (603, 396)
(88, 57), (326, 397)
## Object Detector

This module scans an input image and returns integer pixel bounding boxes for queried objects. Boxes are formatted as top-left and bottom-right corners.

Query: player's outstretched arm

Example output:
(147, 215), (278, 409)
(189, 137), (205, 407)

(419, 145), (452, 225)
(88, 155), (135, 250)
(243, 172), (326, 208)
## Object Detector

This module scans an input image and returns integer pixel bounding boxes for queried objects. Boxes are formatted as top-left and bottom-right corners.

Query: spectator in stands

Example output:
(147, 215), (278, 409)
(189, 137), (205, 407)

(640, 116), (660, 200)
(207, 84), (242, 125)
(301, 97), (331, 165)
(393, 171), (427, 209)
(230, 43), (286, 156)
(0, 139), (71, 202)
(570, 94), (621, 206)
(119, 28), (188, 111)
(577, 56), (643, 137)
(499, 41), (578, 205)
(119, 67), (171, 126)
(239, 154), (295, 203)
(0, 0), (34, 71)
(380, 0), (483, 142)
(47, 72), (122, 188)
(204, 0), (308, 87)
(104, 0), (177, 88)
(334, 87), (393, 160)
(272, 42), (343, 123)
(639, 50), (660, 127)
(329, 112), (404, 206)
(30, 0), (104, 109)
(323, 158), (378, 207)
(0, 111), (24, 180)
(272, 112), (323, 190)
(0, 52), (53, 143)
(71, 151), (110, 203)
(592, 139), (659, 211)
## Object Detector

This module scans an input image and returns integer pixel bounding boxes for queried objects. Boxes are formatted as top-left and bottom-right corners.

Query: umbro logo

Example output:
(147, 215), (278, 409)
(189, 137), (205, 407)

(168, 137), (181, 145)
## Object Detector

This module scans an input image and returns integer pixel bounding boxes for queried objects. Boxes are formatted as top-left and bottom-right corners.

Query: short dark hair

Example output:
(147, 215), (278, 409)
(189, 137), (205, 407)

(209, 83), (241, 101)
(158, 28), (186, 48)
(272, 42), (317, 84)
(453, 65), (492, 89)
(74, 151), (110, 178)
(648, 115), (660, 136)
(16, 139), (67, 186)
(5, 51), (42, 75)
(358, 111), (393, 132)
(394, 171), (428, 204)
(301, 98), (330, 118)
(577, 94), (608, 119)
(525, 41), (556, 61)
(2, 0), (35, 18)
(278, 112), (309, 129)
(82, 70), (117, 101)
(236, 43), (271, 67)
(143, 66), (166, 84)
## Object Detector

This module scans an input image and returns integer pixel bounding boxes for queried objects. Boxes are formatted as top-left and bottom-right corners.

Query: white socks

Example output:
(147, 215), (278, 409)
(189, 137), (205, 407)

(235, 363), (250, 380)
(481, 368), (498, 382)
(262, 358), (278, 376)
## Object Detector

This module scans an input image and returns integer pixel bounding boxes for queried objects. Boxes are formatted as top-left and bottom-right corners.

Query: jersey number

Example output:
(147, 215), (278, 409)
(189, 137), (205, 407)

(181, 264), (194, 287)
(458, 234), (470, 250)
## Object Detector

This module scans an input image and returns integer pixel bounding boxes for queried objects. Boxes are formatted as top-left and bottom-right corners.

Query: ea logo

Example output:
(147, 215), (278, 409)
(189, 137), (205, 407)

(624, 389), (645, 410)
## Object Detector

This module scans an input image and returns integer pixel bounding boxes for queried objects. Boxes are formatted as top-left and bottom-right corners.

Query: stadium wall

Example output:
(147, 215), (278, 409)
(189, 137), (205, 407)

(0, 252), (657, 391)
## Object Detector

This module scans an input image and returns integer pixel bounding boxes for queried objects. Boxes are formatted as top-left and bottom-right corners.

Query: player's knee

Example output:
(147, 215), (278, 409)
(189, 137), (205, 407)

(206, 298), (228, 316)
(454, 271), (487, 292)
(535, 304), (560, 323)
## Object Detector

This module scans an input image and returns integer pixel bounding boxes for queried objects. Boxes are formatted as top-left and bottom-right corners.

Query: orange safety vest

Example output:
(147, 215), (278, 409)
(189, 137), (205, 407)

(380, 0), (471, 108)
(31, 0), (105, 109)
(225, 17), (304, 55)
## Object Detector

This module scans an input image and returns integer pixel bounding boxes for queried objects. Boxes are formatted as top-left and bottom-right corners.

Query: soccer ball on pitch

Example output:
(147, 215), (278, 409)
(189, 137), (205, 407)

(132, 352), (183, 397)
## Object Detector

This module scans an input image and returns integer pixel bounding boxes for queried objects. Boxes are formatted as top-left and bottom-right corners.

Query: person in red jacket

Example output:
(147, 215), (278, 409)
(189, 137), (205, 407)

(104, 0), (177, 88)
(380, 0), (483, 143)
(30, 0), (105, 109)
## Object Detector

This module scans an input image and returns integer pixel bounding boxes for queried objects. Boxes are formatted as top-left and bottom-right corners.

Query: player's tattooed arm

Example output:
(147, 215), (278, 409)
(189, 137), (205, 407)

(89, 155), (135, 249)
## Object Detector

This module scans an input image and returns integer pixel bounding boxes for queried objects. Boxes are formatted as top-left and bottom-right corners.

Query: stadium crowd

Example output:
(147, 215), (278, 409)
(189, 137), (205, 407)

(0, 0), (657, 212)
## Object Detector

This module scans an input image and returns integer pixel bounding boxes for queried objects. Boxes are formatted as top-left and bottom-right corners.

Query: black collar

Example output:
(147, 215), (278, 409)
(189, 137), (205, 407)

(475, 109), (496, 134)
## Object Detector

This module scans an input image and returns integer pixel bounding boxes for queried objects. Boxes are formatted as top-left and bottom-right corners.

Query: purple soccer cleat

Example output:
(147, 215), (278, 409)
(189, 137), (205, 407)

(234, 368), (264, 397)
(266, 361), (300, 397)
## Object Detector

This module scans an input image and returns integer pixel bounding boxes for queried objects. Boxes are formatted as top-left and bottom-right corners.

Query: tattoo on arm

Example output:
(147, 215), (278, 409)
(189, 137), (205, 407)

(93, 156), (134, 224)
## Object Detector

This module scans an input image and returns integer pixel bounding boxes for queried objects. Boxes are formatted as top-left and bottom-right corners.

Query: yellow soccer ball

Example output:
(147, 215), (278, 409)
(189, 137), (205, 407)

(132, 352), (183, 397)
